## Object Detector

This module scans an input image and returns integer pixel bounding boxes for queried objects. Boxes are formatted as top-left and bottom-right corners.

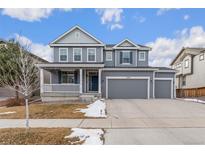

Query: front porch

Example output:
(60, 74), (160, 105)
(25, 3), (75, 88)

(39, 67), (102, 102)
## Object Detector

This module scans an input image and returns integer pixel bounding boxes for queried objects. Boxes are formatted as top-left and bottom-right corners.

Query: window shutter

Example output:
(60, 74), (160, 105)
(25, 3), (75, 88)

(130, 52), (133, 64)
(120, 52), (122, 64)
(58, 71), (61, 84)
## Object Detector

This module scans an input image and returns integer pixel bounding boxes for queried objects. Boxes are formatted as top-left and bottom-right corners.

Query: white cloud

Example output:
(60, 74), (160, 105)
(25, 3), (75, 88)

(146, 26), (205, 67)
(1, 8), (72, 22)
(15, 34), (53, 62)
(156, 8), (178, 16)
(96, 9), (123, 30)
(136, 16), (146, 23)
(184, 14), (190, 20)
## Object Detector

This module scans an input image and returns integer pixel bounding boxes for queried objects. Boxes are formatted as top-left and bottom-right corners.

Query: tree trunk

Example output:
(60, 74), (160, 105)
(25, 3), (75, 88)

(25, 94), (29, 129)
(15, 86), (19, 104)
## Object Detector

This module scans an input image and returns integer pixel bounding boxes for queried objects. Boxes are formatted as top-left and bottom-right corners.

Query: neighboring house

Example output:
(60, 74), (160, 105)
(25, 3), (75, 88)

(37, 25), (175, 102)
(170, 47), (205, 97)
(0, 39), (50, 98)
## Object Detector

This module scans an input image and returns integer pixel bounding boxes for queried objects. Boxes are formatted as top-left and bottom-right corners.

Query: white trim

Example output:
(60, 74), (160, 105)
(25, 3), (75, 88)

(79, 69), (83, 93)
(113, 39), (140, 49)
(154, 78), (174, 99)
(40, 69), (44, 93)
(36, 63), (104, 68)
(199, 53), (204, 61)
(156, 70), (176, 73)
(98, 69), (102, 94)
(153, 71), (155, 98)
(50, 44), (105, 47)
(50, 26), (104, 45)
(139, 51), (146, 61)
(87, 48), (96, 62)
(106, 51), (113, 61)
(102, 68), (159, 71)
(136, 51), (138, 66)
(49, 72), (52, 84)
(59, 48), (68, 62)
(73, 48), (82, 62)
(44, 83), (80, 86)
(101, 48), (103, 62)
(44, 91), (79, 93)
(106, 76), (150, 99)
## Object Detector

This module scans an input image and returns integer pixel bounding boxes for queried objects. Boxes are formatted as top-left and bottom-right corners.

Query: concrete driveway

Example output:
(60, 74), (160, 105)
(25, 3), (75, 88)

(105, 99), (205, 144)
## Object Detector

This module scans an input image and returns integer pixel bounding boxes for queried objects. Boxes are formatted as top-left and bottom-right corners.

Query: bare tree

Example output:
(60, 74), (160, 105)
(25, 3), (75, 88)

(0, 41), (39, 129)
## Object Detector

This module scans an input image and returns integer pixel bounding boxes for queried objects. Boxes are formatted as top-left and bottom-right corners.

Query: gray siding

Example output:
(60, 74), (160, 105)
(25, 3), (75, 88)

(155, 72), (175, 78)
(104, 50), (115, 67)
(53, 47), (103, 63)
(137, 51), (149, 67)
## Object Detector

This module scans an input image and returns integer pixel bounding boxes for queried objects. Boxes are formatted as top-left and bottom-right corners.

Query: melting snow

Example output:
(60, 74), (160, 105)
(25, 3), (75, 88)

(65, 128), (104, 145)
(184, 98), (205, 104)
(78, 99), (107, 118)
(0, 111), (16, 115)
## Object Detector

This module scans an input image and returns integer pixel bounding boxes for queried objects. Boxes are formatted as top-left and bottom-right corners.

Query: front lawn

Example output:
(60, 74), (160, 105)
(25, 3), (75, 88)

(0, 128), (81, 145)
(0, 103), (87, 119)
(0, 128), (104, 145)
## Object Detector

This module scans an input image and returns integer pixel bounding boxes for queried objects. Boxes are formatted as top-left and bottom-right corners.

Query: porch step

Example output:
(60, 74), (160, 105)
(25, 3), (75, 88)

(79, 94), (99, 102)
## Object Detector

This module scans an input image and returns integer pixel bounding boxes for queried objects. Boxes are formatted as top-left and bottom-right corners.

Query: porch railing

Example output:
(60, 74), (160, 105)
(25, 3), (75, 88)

(43, 84), (80, 93)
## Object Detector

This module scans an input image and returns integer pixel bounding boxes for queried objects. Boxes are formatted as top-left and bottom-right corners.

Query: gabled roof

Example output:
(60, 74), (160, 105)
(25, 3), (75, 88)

(50, 25), (104, 45)
(113, 39), (151, 50)
(170, 47), (205, 66)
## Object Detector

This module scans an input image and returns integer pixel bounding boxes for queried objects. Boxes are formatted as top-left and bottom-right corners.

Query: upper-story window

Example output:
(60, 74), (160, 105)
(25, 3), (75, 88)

(59, 48), (68, 62)
(87, 48), (96, 62)
(139, 51), (146, 61)
(73, 48), (82, 62)
(106, 52), (112, 61)
(199, 53), (204, 61)
(176, 63), (182, 68)
(120, 51), (132, 64)
(184, 59), (189, 68)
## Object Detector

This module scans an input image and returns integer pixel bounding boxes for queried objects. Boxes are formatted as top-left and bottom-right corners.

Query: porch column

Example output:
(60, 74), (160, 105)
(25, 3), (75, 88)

(40, 68), (44, 93)
(98, 69), (102, 94)
(80, 68), (83, 94)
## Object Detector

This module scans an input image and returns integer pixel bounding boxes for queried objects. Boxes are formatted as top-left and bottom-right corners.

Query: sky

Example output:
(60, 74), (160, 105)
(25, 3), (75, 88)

(1, 8), (205, 66)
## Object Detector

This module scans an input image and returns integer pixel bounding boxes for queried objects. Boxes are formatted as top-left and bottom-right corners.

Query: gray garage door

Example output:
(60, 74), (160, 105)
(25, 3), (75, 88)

(108, 79), (148, 99)
(155, 80), (172, 98)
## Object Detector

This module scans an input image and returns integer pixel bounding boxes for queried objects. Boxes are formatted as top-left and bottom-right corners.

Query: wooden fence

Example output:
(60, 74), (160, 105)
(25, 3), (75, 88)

(176, 87), (205, 98)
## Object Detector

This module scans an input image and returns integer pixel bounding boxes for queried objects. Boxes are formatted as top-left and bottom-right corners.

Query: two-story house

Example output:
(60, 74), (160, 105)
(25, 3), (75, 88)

(37, 26), (175, 102)
(171, 47), (205, 97)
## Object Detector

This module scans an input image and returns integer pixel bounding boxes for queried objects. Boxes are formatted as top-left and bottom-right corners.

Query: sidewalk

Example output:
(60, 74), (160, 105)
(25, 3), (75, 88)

(2, 117), (205, 128)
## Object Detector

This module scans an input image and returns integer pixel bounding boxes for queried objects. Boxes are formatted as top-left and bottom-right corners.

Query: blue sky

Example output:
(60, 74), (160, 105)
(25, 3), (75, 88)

(1, 8), (205, 66)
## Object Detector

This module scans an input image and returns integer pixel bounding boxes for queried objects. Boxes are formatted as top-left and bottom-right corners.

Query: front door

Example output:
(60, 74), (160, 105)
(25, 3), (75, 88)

(88, 72), (98, 92)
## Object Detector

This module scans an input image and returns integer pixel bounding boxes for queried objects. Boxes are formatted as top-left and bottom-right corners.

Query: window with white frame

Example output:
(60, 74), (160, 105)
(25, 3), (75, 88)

(106, 52), (112, 61)
(59, 48), (68, 62)
(139, 51), (146, 61)
(121, 51), (131, 64)
(87, 48), (96, 62)
(61, 71), (75, 84)
(199, 53), (204, 61)
(184, 59), (189, 68)
(73, 48), (82, 62)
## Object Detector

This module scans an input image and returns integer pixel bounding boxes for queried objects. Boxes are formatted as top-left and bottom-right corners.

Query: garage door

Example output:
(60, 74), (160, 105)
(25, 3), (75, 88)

(155, 80), (172, 98)
(107, 78), (149, 99)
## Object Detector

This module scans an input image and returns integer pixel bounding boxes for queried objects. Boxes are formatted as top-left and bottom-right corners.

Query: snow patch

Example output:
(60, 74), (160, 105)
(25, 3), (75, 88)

(184, 98), (205, 104)
(0, 111), (16, 115)
(78, 99), (107, 117)
(65, 128), (104, 145)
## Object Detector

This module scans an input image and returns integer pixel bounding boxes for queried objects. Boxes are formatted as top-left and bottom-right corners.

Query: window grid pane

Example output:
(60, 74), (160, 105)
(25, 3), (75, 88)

(88, 49), (96, 62)
(122, 52), (130, 63)
(74, 49), (82, 61)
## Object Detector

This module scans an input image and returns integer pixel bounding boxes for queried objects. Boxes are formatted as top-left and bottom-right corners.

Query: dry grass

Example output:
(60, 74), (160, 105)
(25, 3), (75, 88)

(0, 103), (87, 119)
(0, 128), (84, 145)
